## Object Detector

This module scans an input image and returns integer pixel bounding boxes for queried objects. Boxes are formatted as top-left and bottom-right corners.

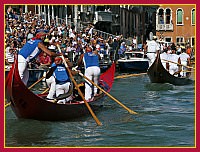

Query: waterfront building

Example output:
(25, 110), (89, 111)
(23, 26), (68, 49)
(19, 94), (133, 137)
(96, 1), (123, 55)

(155, 5), (195, 48)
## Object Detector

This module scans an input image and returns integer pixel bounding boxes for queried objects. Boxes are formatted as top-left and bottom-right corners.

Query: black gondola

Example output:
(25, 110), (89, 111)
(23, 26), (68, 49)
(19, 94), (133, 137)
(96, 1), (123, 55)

(147, 52), (194, 85)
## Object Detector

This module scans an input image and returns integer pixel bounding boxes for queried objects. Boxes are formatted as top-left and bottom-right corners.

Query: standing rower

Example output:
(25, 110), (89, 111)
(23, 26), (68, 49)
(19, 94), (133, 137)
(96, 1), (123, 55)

(146, 32), (160, 66)
(18, 31), (59, 85)
(179, 46), (191, 77)
(77, 45), (101, 101)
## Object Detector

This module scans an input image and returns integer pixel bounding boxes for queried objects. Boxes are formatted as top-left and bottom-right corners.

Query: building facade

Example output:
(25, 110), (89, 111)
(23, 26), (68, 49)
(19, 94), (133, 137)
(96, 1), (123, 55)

(156, 5), (195, 48)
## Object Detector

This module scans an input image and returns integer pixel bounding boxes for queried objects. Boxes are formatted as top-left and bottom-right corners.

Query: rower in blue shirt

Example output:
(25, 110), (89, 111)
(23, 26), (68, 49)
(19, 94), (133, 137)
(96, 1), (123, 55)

(52, 56), (72, 104)
(18, 31), (59, 85)
(77, 45), (101, 101)
(46, 56), (75, 103)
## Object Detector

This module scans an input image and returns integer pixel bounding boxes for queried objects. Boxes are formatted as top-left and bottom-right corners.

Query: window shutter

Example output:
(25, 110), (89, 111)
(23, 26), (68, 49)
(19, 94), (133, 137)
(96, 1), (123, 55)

(192, 10), (195, 24)
(177, 10), (182, 24)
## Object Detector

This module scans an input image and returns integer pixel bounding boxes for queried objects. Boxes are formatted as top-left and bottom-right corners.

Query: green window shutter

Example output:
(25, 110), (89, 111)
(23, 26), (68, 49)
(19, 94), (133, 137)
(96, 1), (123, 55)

(192, 10), (195, 24)
(177, 10), (182, 24)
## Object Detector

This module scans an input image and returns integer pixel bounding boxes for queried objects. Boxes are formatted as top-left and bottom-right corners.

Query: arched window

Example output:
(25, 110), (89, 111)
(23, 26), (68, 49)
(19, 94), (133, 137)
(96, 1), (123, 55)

(158, 8), (164, 24)
(191, 8), (195, 25)
(165, 8), (171, 24)
(177, 8), (183, 25)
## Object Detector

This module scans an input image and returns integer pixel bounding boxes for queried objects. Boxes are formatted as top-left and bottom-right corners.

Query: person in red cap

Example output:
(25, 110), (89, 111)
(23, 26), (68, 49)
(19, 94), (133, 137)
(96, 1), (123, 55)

(45, 56), (74, 103)
(18, 31), (59, 85)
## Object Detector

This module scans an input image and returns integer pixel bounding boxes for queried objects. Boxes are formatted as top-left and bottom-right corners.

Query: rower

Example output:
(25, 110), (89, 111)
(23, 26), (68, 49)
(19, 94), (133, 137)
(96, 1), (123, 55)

(179, 46), (191, 77)
(77, 45), (101, 101)
(167, 47), (181, 76)
(46, 56), (76, 104)
(17, 30), (60, 85)
(146, 33), (160, 66)
(160, 49), (169, 70)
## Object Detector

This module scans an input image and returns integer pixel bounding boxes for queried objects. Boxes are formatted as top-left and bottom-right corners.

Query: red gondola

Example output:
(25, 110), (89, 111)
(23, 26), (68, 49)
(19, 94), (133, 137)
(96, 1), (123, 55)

(6, 58), (115, 121)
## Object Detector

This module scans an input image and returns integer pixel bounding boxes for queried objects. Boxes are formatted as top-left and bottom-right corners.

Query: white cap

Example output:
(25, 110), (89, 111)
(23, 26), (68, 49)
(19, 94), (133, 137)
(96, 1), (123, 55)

(96, 44), (100, 49)
(48, 45), (56, 50)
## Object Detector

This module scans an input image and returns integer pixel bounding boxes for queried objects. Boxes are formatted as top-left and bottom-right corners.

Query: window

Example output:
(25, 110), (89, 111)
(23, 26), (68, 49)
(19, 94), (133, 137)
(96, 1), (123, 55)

(165, 8), (171, 24)
(165, 37), (172, 43)
(191, 8), (195, 25)
(177, 9), (183, 25)
(191, 37), (195, 47)
(176, 36), (184, 45)
(158, 8), (164, 24)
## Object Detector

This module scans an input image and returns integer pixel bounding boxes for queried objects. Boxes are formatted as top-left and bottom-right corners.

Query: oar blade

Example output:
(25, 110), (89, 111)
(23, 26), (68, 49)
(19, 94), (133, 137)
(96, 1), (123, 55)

(129, 110), (138, 115)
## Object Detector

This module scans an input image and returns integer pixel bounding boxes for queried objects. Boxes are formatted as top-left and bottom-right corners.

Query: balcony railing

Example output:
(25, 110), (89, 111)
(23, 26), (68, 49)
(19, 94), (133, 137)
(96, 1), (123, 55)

(156, 24), (173, 31)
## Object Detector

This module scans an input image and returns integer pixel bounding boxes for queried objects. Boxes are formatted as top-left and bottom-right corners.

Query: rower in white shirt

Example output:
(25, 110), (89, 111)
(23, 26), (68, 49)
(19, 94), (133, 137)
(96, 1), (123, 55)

(146, 33), (160, 66)
(160, 49), (169, 70)
(179, 46), (191, 77)
(168, 47), (181, 76)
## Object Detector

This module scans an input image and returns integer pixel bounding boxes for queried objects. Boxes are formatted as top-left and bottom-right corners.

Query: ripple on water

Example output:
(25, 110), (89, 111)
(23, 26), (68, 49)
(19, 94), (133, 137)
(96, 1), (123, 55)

(145, 83), (175, 91)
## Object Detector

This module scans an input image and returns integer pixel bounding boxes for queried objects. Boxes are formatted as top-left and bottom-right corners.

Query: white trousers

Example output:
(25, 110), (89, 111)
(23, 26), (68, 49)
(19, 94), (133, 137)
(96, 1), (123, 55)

(56, 82), (72, 104)
(18, 55), (29, 85)
(147, 53), (156, 66)
(180, 61), (187, 77)
(46, 76), (56, 99)
(84, 66), (101, 100)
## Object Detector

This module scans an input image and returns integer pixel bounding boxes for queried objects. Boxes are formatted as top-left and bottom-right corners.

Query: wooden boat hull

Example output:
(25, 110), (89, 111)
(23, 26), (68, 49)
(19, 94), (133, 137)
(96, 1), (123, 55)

(147, 52), (193, 86)
(6, 58), (115, 121)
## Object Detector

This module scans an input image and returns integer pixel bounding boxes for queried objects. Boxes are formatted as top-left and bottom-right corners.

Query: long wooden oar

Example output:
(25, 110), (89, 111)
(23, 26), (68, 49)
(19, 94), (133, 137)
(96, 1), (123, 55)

(5, 102), (11, 108)
(173, 69), (194, 75)
(182, 70), (194, 73)
(115, 73), (147, 79)
(57, 45), (102, 126)
(28, 75), (46, 89)
(74, 69), (137, 115)
(162, 59), (195, 70)
(41, 87), (50, 94)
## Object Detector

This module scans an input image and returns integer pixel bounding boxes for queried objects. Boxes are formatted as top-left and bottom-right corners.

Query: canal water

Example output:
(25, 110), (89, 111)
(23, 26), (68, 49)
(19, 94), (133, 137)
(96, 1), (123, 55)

(5, 74), (195, 147)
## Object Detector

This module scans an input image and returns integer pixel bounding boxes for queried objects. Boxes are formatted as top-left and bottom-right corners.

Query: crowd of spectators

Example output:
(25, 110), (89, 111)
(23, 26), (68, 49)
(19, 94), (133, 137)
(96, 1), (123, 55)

(5, 6), (194, 71)
(5, 6), (128, 70)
